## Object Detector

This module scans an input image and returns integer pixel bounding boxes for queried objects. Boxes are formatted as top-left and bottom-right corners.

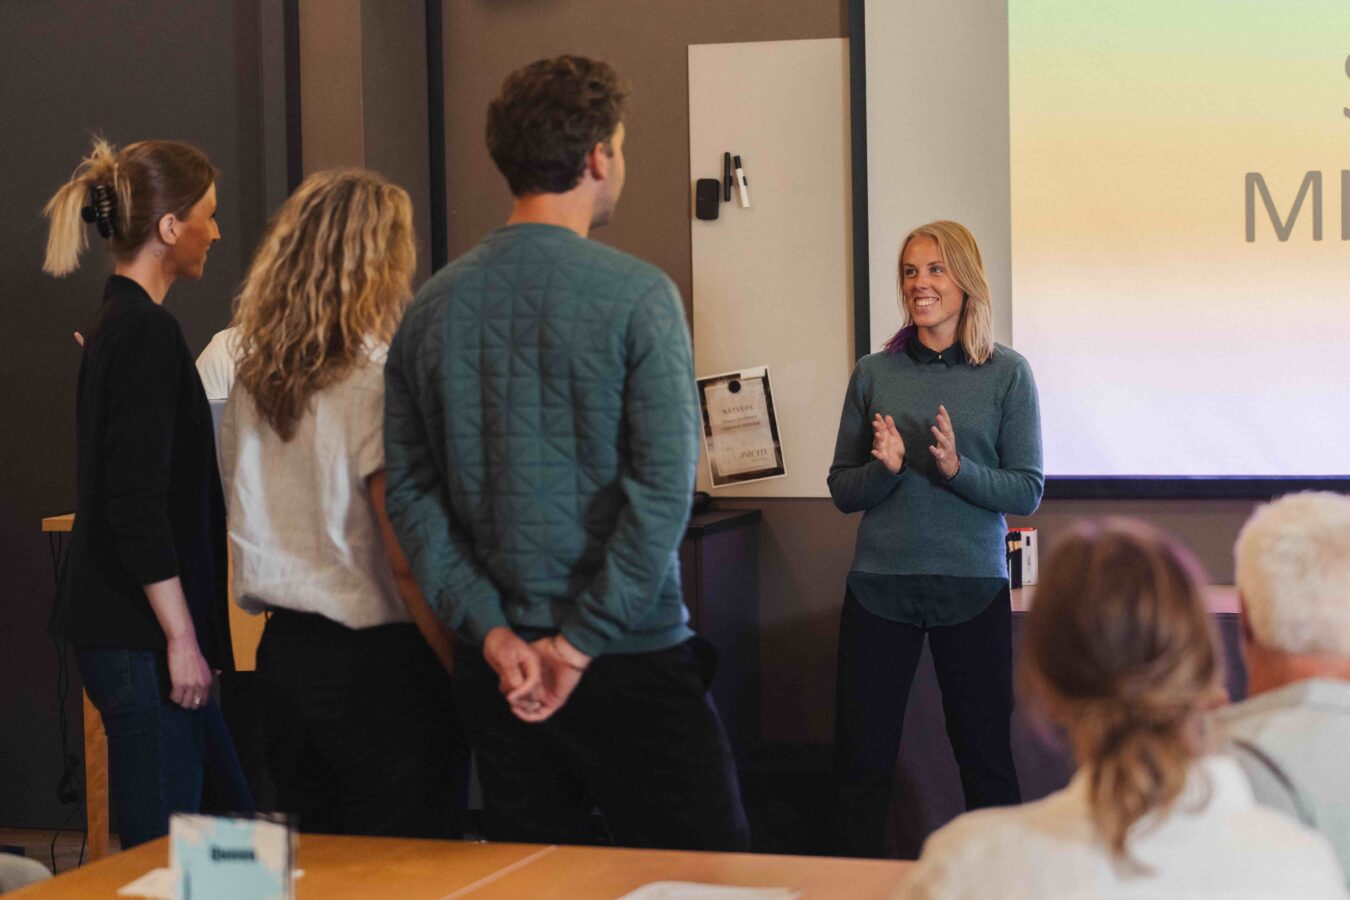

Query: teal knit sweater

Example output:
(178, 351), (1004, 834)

(828, 342), (1044, 580)
(383, 224), (698, 657)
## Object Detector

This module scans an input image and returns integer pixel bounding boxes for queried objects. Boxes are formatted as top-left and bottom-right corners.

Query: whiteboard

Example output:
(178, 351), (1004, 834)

(689, 38), (853, 498)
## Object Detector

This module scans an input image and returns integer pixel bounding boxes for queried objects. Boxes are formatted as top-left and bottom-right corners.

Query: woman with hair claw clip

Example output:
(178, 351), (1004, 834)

(44, 136), (253, 848)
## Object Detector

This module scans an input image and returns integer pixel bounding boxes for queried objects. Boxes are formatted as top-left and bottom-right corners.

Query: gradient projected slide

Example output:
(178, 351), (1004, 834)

(1010, 0), (1350, 477)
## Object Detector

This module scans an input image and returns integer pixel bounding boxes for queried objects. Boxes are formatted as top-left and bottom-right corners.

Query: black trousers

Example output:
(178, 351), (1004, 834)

(831, 587), (1020, 857)
(255, 609), (470, 838)
(454, 635), (751, 852)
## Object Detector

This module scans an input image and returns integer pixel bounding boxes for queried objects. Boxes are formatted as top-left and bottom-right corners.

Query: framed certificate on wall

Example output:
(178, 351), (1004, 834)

(696, 366), (786, 488)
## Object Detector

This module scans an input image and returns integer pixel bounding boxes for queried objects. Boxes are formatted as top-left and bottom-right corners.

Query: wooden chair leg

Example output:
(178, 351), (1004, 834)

(82, 690), (109, 861)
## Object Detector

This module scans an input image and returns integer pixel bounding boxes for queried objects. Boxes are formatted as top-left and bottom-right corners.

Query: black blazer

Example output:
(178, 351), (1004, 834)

(52, 275), (231, 669)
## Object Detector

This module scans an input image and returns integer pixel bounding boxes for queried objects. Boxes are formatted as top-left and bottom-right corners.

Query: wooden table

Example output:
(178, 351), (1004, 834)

(9, 835), (912, 899)
(460, 843), (908, 899)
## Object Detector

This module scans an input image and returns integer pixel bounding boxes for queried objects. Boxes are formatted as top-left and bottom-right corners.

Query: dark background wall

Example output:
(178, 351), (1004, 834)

(0, 0), (285, 828)
(0, 0), (1267, 830)
(441, 1), (850, 320)
(299, 0), (432, 282)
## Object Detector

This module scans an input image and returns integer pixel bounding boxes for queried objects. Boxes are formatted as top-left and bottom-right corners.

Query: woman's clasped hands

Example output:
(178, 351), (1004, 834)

(871, 406), (960, 479)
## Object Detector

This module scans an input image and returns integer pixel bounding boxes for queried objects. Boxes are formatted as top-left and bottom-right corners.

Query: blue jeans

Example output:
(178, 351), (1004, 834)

(76, 647), (253, 848)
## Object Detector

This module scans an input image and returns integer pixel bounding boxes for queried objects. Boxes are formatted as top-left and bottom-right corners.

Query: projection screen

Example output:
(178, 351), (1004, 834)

(863, 0), (1350, 483)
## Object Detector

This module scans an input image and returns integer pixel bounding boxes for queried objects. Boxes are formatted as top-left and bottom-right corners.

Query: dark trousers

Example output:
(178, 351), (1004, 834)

(454, 635), (750, 852)
(255, 609), (470, 838)
(76, 646), (253, 848)
(831, 588), (1020, 857)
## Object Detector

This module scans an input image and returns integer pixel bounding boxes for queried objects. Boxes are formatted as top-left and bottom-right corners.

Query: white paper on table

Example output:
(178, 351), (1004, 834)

(619, 882), (800, 900)
(117, 867), (304, 898)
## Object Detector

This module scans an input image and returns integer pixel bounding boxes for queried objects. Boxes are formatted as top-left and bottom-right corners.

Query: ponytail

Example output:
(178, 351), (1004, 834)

(1079, 695), (1204, 861)
(41, 137), (216, 277)
(42, 137), (124, 276)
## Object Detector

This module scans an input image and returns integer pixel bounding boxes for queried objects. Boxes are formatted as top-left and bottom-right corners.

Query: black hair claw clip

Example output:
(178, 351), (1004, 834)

(83, 184), (117, 238)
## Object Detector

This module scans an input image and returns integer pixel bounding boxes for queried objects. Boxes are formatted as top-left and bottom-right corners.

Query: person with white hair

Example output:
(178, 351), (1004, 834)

(1214, 491), (1350, 879)
(896, 519), (1345, 899)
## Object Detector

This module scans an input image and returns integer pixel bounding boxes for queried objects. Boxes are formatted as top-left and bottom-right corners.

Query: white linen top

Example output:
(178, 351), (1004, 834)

(220, 343), (409, 628)
(894, 756), (1347, 900)
(195, 326), (240, 401)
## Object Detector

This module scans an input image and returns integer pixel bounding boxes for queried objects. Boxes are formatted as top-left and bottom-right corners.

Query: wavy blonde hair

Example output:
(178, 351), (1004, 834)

(890, 220), (995, 365)
(42, 137), (216, 276)
(1023, 519), (1220, 864)
(233, 169), (415, 441)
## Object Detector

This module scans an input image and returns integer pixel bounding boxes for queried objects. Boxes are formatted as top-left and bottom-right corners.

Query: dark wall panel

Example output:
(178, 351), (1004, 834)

(297, 0), (433, 285)
(716, 497), (1258, 745)
(441, 0), (848, 319)
(359, 0), (433, 285)
(714, 499), (858, 743)
(0, 0), (276, 828)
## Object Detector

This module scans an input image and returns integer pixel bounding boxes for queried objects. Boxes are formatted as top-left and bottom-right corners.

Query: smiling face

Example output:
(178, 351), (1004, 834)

(167, 183), (220, 281)
(900, 235), (965, 350)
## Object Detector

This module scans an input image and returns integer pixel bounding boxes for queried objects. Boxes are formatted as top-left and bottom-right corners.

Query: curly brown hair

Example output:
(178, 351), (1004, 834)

(486, 55), (628, 197)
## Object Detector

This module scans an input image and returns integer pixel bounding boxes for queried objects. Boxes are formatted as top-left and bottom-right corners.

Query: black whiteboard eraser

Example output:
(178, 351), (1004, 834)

(695, 178), (720, 220)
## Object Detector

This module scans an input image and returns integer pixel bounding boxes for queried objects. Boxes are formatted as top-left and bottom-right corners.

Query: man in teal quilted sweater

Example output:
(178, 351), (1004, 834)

(384, 55), (749, 850)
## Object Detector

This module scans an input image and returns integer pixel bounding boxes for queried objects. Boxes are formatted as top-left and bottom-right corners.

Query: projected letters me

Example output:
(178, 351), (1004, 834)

(1244, 55), (1350, 243)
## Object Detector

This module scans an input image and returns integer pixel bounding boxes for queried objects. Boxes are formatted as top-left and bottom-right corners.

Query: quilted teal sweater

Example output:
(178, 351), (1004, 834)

(383, 224), (698, 657)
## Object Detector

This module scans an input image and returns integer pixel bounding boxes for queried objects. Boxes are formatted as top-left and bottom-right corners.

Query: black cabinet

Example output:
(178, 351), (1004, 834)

(679, 509), (761, 757)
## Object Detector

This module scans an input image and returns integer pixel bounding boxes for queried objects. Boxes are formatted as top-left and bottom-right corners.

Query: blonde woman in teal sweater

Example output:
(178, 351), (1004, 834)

(828, 220), (1044, 857)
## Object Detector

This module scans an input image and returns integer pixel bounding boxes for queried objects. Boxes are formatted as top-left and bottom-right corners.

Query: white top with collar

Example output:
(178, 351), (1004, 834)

(894, 756), (1347, 900)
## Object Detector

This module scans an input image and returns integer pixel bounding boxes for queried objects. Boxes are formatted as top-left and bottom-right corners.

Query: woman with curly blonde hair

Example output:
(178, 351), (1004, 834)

(896, 521), (1345, 898)
(221, 169), (467, 837)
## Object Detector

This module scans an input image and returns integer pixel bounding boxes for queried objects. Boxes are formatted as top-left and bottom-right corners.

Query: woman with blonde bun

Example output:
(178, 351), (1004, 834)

(896, 520), (1347, 899)
(46, 137), (252, 847)
(220, 169), (468, 837)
